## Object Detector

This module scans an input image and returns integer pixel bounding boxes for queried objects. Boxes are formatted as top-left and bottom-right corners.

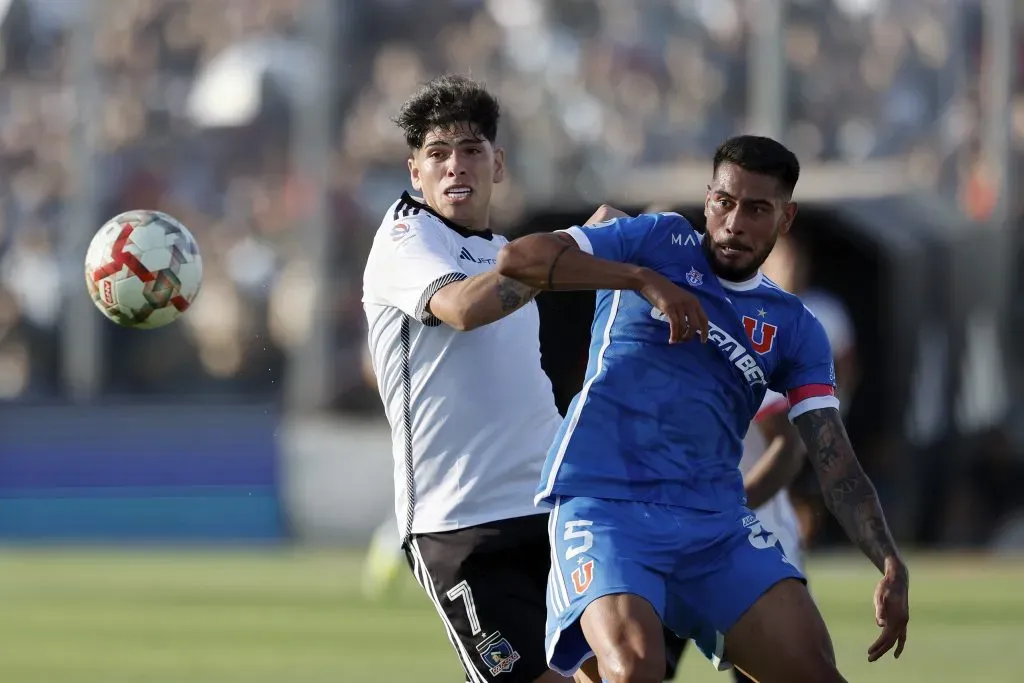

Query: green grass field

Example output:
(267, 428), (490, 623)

(0, 549), (1020, 682)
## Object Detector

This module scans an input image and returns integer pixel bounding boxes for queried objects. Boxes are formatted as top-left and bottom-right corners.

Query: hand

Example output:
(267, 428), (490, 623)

(868, 559), (909, 662)
(637, 269), (709, 344)
(585, 204), (629, 226)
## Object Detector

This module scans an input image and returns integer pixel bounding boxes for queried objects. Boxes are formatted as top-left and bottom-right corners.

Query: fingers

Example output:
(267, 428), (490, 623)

(691, 301), (710, 343)
(665, 301), (709, 344)
(892, 626), (909, 659)
(867, 622), (908, 662)
(867, 623), (899, 662)
(870, 576), (909, 662)
(868, 596), (909, 662)
(585, 204), (628, 226)
(668, 310), (694, 344)
(895, 629), (907, 659)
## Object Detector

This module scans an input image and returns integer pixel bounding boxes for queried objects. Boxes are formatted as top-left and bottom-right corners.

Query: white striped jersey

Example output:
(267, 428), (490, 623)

(740, 390), (803, 569)
(362, 193), (562, 539)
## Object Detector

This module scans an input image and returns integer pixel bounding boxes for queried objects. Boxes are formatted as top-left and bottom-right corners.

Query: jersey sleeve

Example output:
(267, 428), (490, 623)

(559, 212), (689, 265)
(772, 305), (841, 422)
(365, 215), (467, 326)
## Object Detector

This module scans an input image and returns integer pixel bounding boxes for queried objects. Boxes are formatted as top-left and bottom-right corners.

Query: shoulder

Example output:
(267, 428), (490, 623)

(650, 212), (700, 244)
(755, 275), (806, 314)
(374, 195), (452, 250)
(620, 211), (700, 248)
(799, 289), (855, 352)
(756, 277), (830, 347)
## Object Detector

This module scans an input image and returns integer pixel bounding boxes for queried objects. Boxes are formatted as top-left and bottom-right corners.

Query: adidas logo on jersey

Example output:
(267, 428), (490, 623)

(459, 247), (496, 265)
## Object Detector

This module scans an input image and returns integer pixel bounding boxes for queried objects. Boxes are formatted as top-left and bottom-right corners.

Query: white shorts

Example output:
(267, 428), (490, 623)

(752, 489), (803, 571)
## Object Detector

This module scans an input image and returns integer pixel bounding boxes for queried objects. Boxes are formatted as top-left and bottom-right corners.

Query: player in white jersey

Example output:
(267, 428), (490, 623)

(738, 391), (806, 568)
(362, 74), (574, 683)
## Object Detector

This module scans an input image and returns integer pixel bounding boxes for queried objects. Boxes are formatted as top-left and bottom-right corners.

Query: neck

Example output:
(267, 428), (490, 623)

(421, 196), (489, 232)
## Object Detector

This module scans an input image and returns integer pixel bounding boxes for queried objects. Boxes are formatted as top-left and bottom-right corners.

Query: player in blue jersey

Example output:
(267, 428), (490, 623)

(495, 135), (909, 683)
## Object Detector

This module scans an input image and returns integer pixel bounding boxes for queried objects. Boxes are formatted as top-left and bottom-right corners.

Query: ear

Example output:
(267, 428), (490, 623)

(703, 185), (712, 220)
(408, 155), (423, 192)
(779, 200), (798, 235)
(492, 146), (505, 184)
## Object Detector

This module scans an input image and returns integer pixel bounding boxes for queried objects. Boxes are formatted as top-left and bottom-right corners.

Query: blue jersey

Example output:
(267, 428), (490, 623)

(536, 213), (839, 512)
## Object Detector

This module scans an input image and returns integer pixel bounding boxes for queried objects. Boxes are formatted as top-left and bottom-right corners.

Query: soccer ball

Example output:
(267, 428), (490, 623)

(84, 210), (203, 329)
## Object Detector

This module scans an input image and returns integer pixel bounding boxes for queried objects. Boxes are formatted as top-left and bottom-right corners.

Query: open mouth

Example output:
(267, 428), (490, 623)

(444, 186), (473, 202)
(719, 244), (748, 256)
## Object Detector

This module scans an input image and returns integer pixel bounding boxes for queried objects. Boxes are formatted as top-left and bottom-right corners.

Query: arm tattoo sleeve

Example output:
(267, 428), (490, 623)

(794, 407), (899, 572)
(496, 276), (537, 313)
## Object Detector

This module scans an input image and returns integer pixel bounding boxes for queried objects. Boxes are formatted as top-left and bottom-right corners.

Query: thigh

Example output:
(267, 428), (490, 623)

(407, 518), (552, 683)
(547, 497), (675, 678)
(665, 508), (805, 671)
(580, 593), (666, 683)
(723, 578), (843, 683)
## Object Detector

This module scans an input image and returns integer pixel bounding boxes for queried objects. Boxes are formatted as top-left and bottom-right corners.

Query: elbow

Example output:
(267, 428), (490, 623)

(452, 310), (488, 332)
(434, 303), (484, 332)
(444, 314), (473, 332)
(496, 234), (557, 286)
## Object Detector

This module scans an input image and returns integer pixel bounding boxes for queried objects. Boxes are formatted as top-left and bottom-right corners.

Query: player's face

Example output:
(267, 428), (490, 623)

(409, 123), (505, 230)
(703, 162), (798, 281)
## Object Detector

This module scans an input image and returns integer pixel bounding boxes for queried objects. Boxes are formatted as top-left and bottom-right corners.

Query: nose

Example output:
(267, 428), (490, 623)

(723, 208), (744, 234)
(445, 151), (468, 177)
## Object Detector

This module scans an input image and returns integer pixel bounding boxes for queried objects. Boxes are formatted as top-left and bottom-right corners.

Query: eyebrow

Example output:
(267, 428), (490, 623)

(712, 189), (774, 208)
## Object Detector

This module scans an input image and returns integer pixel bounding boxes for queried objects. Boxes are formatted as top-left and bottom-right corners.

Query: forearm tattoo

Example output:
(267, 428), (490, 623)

(497, 276), (537, 312)
(794, 408), (898, 572)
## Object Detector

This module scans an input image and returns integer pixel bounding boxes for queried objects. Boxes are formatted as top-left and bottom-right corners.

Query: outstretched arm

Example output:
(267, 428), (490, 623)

(792, 407), (901, 572)
(427, 271), (537, 331)
(497, 207), (709, 343)
(497, 231), (649, 292)
(793, 406), (909, 661)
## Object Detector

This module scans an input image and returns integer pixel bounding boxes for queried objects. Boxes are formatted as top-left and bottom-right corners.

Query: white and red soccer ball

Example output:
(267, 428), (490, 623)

(84, 210), (203, 329)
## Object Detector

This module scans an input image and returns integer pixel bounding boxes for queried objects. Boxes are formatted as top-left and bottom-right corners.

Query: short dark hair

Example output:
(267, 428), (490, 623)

(712, 135), (800, 197)
(393, 74), (501, 149)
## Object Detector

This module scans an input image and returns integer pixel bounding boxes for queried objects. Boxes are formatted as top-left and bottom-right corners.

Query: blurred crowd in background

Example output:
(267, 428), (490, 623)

(0, 0), (1021, 547)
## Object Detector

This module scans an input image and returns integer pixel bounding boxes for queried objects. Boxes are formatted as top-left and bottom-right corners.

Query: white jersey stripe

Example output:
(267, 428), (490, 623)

(399, 316), (415, 541)
(548, 496), (573, 611)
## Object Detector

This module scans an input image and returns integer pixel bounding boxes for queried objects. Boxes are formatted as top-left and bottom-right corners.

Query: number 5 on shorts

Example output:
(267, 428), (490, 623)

(564, 520), (593, 560)
(564, 520), (595, 594)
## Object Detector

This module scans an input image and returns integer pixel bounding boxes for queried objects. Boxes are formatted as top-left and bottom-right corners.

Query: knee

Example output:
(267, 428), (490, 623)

(599, 649), (665, 683)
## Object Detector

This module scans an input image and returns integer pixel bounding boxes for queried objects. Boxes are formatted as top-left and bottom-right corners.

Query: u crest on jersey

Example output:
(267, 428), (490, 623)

(742, 316), (778, 354)
(571, 559), (594, 594)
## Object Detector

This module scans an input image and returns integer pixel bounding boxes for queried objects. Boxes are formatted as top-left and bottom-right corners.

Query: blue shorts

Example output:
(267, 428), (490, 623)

(544, 495), (804, 676)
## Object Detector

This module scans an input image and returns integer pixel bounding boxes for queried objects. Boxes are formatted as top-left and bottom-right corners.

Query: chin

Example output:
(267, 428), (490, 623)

(709, 256), (749, 281)
(445, 202), (483, 225)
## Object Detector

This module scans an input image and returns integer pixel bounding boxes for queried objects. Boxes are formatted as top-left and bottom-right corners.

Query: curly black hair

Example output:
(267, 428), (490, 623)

(393, 74), (501, 149)
(713, 135), (801, 197)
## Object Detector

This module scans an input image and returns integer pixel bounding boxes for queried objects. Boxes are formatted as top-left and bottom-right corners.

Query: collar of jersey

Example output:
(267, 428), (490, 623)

(401, 192), (493, 241)
(696, 231), (763, 291)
